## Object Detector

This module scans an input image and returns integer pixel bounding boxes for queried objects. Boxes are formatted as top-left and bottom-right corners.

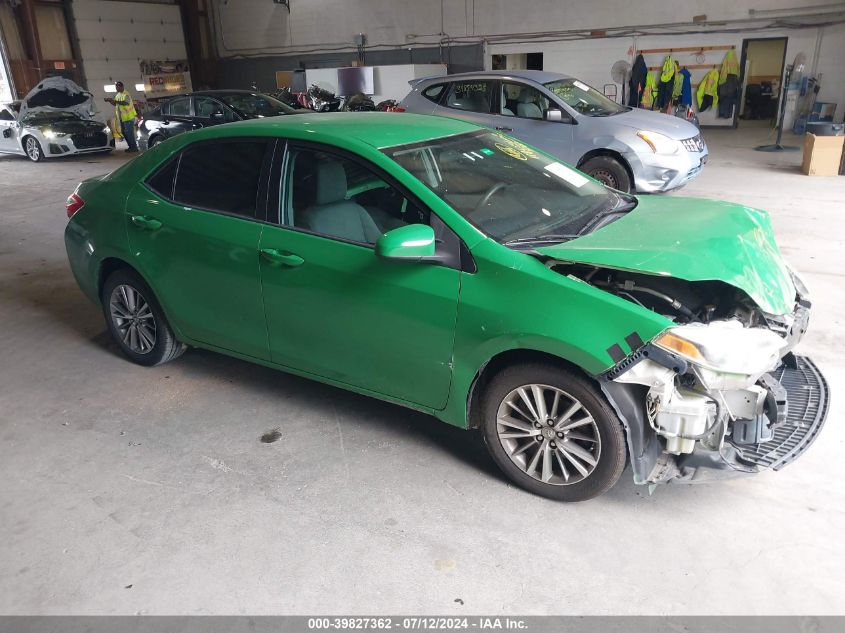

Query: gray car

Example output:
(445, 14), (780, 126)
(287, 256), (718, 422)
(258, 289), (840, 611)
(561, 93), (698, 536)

(400, 70), (707, 193)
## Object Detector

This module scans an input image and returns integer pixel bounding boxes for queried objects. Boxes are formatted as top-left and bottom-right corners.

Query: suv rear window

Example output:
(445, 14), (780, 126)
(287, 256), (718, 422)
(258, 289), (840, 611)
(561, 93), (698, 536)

(422, 84), (445, 103)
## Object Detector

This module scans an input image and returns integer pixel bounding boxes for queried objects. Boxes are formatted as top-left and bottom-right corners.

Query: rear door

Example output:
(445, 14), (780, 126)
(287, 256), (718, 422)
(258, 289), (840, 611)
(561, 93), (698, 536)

(125, 138), (273, 359)
(431, 79), (495, 129)
(159, 96), (196, 140)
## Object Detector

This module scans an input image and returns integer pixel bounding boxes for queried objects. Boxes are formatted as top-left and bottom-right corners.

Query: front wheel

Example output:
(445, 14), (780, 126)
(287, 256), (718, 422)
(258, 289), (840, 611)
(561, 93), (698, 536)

(480, 364), (627, 501)
(24, 136), (43, 162)
(580, 156), (632, 192)
(101, 269), (186, 366)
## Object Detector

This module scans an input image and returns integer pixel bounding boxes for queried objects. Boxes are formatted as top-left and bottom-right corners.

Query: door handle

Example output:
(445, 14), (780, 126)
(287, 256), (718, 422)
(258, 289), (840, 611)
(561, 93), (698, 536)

(131, 215), (162, 230)
(260, 248), (304, 267)
(495, 126), (513, 132)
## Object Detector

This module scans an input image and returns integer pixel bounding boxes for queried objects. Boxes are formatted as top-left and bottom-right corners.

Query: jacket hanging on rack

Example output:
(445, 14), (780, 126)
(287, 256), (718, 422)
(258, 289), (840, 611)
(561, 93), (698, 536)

(677, 68), (692, 106)
(656, 55), (675, 110)
(719, 49), (739, 84)
(697, 69), (720, 111)
(628, 54), (648, 106)
(641, 72), (658, 109)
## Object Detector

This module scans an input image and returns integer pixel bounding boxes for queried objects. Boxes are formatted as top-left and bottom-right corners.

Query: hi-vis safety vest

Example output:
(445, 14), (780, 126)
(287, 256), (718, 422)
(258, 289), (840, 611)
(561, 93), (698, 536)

(696, 69), (720, 109)
(660, 55), (675, 83)
(115, 91), (137, 122)
(719, 49), (739, 84)
(641, 72), (658, 109)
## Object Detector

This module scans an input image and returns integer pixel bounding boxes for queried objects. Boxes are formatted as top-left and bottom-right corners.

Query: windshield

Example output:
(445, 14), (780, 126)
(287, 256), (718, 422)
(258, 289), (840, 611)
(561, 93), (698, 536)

(544, 79), (626, 116)
(218, 93), (296, 118)
(384, 131), (617, 244)
(21, 111), (82, 125)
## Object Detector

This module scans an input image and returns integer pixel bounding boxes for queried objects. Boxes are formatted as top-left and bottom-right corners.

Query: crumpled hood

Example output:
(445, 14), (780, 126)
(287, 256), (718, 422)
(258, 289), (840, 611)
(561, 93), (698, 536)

(19, 77), (98, 121)
(536, 196), (796, 316)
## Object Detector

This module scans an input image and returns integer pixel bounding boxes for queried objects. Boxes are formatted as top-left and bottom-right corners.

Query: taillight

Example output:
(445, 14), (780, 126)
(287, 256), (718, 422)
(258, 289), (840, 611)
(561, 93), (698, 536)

(66, 192), (85, 219)
(388, 106), (406, 112)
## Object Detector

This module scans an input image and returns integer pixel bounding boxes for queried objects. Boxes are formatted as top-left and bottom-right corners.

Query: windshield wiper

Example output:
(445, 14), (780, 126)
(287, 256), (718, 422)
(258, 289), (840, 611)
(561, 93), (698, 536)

(504, 234), (580, 247)
(577, 194), (638, 235)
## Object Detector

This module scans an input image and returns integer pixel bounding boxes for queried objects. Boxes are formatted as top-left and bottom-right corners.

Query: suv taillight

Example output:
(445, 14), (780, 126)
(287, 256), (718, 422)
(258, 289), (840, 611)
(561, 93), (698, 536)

(66, 192), (85, 219)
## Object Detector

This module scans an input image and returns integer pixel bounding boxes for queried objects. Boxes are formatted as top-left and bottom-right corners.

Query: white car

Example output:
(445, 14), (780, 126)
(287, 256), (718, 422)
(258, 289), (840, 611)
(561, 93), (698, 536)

(0, 77), (114, 162)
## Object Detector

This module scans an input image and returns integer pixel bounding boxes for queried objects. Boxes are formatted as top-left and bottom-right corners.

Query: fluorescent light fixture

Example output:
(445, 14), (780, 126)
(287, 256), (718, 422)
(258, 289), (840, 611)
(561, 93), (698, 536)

(104, 84), (117, 93)
(135, 83), (145, 91)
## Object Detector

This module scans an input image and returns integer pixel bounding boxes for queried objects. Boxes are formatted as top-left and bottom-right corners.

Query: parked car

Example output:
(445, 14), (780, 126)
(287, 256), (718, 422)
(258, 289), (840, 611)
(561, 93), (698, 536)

(400, 70), (707, 193)
(64, 114), (826, 501)
(0, 77), (113, 162)
(137, 90), (304, 150)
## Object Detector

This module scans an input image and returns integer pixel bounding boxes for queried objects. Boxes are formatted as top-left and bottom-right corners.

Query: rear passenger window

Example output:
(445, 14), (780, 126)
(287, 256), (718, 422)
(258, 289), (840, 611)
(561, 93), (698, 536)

(422, 84), (445, 103)
(444, 81), (494, 113)
(173, 141), (268, 217)
(146, 158), (178, 199)
(166, 97), (191, 116)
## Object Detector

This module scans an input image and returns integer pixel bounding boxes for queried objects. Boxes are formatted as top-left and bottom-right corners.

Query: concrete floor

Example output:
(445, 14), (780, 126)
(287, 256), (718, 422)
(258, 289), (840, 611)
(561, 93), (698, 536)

(1, 124), (844, 615)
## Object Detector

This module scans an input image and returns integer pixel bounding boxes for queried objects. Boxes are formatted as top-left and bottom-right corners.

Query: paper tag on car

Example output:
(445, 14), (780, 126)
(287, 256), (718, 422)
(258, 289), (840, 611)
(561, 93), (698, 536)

(544, 162), (589, 188)
(573, 80), (590, 92)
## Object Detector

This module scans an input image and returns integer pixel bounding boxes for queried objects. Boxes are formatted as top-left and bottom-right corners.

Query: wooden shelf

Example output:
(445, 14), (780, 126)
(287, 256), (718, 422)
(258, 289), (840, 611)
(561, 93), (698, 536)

(636, 45), (735, 54)
(647, 64), (719, 70)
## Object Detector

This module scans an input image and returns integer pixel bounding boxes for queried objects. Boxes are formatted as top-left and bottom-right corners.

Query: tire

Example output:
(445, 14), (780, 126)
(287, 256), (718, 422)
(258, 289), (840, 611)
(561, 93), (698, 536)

(23, 136), (43, 162)
(101, 269), (186, 366)
(147, 135), (161, 148)
(480, 363), (627, 502)
(580, 155), (632, 192)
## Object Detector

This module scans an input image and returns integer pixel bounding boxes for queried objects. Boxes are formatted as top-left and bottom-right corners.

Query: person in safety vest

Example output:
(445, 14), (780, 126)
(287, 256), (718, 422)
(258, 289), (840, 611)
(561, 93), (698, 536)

(105, 81), (138, 153)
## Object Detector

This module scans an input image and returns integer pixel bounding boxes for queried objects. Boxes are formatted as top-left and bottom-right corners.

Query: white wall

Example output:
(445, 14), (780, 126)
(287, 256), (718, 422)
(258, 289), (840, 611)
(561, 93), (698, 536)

(208, 0), (845, 121)
(486, 24), (845, 126)
(72, 0), (187, 116)
(305, 63), (446, 103)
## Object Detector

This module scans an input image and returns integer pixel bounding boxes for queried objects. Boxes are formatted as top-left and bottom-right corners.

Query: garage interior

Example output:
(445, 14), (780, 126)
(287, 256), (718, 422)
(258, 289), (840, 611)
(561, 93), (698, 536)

(1, 0), (845, 618)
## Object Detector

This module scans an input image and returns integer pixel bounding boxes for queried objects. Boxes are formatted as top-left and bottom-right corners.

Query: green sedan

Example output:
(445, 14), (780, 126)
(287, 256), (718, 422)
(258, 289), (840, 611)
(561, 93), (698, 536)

(64, 113), (828, 501)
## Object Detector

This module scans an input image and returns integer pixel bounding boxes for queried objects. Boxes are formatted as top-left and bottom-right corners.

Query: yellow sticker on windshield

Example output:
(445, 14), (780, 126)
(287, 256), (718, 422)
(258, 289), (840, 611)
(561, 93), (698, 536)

(494, 136), (538, 161)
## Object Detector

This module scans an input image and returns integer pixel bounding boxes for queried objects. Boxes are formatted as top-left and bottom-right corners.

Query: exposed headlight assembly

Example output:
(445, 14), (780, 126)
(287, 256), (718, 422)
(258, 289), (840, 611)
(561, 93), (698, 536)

(42, 129), (66, 139)
(636, 130), (681, 155)
(654, 320), (786, 376)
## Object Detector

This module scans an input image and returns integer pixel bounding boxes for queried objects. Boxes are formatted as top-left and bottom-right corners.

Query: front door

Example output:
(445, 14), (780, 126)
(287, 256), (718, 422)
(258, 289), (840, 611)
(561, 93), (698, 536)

(494, 81), (575, 162)
(258, 143), (462, 409)
(125, 138), (273, 359)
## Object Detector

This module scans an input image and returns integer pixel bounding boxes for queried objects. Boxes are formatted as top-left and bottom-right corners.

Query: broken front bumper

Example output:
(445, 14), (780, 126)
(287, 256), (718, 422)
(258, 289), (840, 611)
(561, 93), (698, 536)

(602, 354), (830, 485)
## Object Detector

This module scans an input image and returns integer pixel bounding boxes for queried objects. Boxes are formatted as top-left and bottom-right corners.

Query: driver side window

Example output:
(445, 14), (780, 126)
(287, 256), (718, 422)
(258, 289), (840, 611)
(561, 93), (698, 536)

(282, 147), (429, 246)
(502, 82), (549, 120)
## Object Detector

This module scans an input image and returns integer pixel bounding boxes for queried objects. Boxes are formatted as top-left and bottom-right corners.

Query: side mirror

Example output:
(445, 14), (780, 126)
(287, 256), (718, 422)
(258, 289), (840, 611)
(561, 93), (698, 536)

(2, 128), (10, 138)
(376, 224), (436, 261)
(546, 108), (564, 122)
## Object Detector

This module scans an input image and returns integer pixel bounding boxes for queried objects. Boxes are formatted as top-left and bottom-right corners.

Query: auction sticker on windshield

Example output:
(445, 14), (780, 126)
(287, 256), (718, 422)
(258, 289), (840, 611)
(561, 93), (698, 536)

(544, 161), (590, 188)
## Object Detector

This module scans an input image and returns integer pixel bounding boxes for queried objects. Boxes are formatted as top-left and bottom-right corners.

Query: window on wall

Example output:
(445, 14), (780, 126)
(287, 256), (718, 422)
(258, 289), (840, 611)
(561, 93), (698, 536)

(34, 4), (73, 60)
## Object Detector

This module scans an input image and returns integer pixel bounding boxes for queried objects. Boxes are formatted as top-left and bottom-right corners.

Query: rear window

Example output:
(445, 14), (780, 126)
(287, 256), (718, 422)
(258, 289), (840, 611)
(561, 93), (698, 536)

(172, 141), (268, 217)
(422, 84), (445, 103)
(146, 158), (178, 199)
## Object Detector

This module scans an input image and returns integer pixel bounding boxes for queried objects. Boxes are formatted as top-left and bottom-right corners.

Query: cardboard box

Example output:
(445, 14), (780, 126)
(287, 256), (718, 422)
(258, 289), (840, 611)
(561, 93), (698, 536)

(801, 133), (845, 176)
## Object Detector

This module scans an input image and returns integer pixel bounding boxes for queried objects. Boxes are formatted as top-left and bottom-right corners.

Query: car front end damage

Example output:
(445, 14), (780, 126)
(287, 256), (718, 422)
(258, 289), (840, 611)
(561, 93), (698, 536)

(558, 264), (829, 485)
(534, 198), (831, 486)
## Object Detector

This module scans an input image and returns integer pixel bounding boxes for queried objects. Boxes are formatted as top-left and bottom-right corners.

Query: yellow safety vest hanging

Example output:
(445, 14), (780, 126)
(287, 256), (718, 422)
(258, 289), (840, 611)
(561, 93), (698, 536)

(672, 62), (683, 99)
(719, 49), (739, 84)
(641, 72), (658, 109)
(114, 91), (137, 122)
(660, 55), (675, 83)
(696, 69), (720, 110)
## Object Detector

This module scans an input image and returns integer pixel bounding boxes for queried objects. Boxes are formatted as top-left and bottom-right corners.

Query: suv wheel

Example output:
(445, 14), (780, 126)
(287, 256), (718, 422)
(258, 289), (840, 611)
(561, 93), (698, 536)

(581, 156), (632, 192)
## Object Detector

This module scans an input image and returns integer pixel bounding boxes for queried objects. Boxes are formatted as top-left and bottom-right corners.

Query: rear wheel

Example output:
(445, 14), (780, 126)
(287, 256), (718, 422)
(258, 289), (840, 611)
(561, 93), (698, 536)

(102, 269), (185, 366)
(480, 363), (627, 501)
(581, 155), (631, 192)
(24, 136), (43, 162)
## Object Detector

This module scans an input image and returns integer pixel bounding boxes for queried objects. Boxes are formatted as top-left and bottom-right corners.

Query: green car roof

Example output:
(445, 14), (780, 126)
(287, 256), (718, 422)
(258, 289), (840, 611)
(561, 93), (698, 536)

(195, 112), (481, 149)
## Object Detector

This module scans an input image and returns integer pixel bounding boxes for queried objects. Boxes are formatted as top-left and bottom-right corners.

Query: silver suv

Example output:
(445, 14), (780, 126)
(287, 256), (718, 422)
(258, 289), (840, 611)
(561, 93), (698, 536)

(400, 70), (707, 193)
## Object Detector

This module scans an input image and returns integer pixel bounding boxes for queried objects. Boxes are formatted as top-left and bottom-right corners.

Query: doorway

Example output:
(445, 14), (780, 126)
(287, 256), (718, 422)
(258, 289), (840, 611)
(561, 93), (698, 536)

(491, 52), (543, 71)
(737, 37), (788, 128)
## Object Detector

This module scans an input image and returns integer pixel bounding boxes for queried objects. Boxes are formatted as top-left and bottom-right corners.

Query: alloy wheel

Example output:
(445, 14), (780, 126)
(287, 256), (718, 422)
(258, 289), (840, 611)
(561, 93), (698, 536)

(496, 384), (601, 485)
(109, 284), (157, 354)
(25, 137), (41, 161)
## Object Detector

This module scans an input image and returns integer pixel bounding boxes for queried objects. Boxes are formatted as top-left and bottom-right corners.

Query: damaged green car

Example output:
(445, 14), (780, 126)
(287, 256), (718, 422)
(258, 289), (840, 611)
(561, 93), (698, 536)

(64, 114), (829, 501)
